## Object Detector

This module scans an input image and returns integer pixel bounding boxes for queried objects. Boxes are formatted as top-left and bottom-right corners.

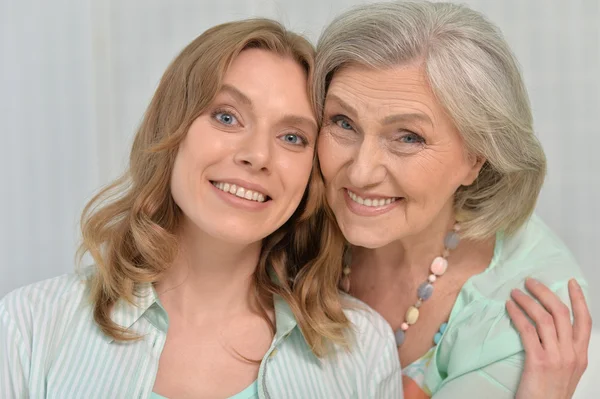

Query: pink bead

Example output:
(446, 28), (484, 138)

(428, 274), (437, 283)
(453, 223), (461, 232)
(401, 323), (409, 331)
(431, 256), (448, 276)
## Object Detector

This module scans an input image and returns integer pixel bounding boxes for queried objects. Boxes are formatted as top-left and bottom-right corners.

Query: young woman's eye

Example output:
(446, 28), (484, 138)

(331, 115), (354, 131)
(280, 133), (308, 146)
(213, 111), (238, 126)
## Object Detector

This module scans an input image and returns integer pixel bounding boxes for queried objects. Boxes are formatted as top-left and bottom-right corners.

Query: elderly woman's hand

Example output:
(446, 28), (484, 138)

(507, 278), (591, 399)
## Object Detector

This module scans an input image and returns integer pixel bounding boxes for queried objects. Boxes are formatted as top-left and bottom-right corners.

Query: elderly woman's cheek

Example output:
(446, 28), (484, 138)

(318, 131), (347, 180)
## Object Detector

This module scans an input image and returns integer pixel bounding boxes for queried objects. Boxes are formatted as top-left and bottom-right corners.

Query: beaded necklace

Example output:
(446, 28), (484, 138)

(341, 223), (460, 346)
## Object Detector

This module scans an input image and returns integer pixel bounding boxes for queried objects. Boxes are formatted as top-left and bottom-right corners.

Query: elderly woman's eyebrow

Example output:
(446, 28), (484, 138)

(325, 93), (358, 118)
(381, 113), (432, 127)
(327, 92), (432, 127)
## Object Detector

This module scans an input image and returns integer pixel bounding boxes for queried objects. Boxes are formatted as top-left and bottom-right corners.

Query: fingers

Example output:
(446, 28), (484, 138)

(568, 279), (592, 359)
(508, 278), (588, 396)
(524, 278), (573, 344)
(510, 288), (558, 350)
(506, 299), (543, 354)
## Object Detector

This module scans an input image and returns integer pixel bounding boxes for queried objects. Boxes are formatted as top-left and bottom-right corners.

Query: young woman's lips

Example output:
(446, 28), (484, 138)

(210, 180), (271, 211)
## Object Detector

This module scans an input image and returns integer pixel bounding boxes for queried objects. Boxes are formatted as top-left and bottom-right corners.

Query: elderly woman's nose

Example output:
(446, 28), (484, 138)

(346, 139), (386, 187)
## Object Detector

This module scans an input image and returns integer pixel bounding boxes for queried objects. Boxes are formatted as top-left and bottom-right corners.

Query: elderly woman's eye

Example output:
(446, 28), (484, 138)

(331, 115), (354, 131)
(399, 132), (425, 144)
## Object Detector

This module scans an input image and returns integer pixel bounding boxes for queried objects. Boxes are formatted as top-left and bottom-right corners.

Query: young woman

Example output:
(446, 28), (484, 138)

(0, 19), (401, 399)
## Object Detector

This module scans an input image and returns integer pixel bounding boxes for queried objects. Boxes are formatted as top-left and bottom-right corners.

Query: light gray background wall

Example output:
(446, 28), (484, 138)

(1, 0), (598, 394)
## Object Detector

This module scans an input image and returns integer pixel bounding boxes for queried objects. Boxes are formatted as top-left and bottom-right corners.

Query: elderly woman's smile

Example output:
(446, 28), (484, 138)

(319, 63), (483, 248)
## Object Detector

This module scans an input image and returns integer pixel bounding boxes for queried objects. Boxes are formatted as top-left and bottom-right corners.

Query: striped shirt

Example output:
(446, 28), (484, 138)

(0, 267), (402, 398)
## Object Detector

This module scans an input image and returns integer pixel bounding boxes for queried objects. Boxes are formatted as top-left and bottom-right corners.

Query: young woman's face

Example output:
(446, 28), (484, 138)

(171, 49), (318, 245)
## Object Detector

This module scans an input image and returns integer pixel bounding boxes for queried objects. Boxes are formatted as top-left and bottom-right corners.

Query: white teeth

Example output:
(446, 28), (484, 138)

(347, 189), (397, 208)
(212, 181), (268, 203)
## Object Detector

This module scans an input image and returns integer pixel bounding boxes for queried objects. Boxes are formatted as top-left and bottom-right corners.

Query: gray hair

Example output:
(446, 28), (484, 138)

(314, 1), (547, 240)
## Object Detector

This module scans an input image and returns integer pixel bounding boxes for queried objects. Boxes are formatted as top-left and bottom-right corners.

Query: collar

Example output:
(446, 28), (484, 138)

(272, 294), (298, 340)
(105, 283), (298, 343)
(104, 282), (165, 343)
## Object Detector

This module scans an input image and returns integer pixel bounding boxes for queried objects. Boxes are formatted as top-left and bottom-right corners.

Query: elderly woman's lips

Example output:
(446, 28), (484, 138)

(345, 188), (399, 207)
(343, 188), (402, 216)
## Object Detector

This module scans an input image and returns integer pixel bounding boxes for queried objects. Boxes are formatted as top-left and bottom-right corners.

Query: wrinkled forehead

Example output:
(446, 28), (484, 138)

(324, 63), (443, 125)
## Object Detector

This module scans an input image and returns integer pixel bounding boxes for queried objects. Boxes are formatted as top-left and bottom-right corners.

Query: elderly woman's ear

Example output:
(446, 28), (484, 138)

(461, 154), (486, 186)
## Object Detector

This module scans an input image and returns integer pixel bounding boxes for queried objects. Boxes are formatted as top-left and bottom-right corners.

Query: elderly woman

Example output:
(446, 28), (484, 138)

(315, 2), (590, 398)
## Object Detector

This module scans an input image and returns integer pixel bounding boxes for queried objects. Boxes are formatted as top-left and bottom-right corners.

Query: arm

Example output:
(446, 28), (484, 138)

(0, 300), (31, 398)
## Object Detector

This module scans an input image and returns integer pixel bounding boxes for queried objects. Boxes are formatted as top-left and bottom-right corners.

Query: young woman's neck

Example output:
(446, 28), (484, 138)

(156, 220), (263, 320)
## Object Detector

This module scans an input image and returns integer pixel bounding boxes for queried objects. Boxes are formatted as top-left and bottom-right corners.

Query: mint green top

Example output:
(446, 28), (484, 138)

(0, 267), (401, 398)
(402, 215), (588, 397)
(0, 215), (586, 398)
(151, 379), (258, 399)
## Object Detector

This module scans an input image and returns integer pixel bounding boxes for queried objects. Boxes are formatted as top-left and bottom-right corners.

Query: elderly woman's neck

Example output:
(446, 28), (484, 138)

(354, 213), (456, 275)
(155, 224), (263, 318)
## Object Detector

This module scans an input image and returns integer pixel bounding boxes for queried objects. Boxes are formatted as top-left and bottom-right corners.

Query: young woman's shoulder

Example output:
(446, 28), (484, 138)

(309, 294), (402, 397)
(0, 267), (94, 340)
(342, 293), (397, 346)
(341, 293), (401, 376)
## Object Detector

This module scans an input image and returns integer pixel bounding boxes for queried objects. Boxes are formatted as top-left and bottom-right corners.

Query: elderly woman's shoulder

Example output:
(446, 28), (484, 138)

(0, 266), (94, 330)
(435, 216), (587, 387)
(498, 214), (584, 281)
(470, 214), (586, 303)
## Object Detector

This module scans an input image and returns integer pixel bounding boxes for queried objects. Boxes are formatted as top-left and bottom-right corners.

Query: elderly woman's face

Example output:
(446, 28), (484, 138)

(318, 64), (483, 248)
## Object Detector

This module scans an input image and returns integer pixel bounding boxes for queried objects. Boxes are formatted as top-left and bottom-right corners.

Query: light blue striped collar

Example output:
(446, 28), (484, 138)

(105, 282), (298, 343)
(104, 282), (161, 342)
(272, 294), (298, 340)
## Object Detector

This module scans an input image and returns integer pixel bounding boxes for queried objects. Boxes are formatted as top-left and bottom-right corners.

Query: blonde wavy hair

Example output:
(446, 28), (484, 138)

(79, 19), (349, 356)
(314, 1), (547, 240)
